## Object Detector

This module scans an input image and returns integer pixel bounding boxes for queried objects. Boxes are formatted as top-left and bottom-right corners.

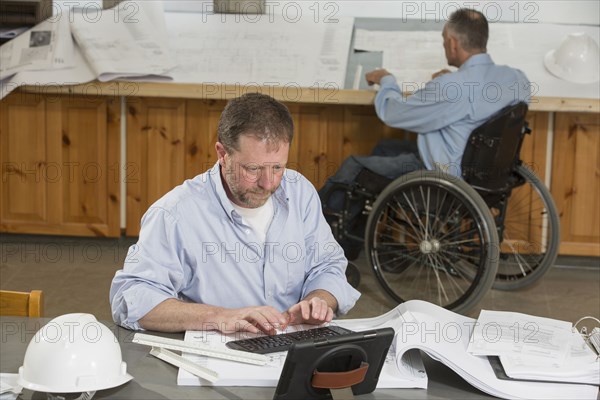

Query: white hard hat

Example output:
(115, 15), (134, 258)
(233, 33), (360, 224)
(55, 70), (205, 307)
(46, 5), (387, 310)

(544, 32), (600, 84)
(17, 313), (133, 394)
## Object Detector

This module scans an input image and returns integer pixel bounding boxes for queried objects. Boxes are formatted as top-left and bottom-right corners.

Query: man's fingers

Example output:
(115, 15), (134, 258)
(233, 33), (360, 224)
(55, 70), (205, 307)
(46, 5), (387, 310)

(325, 307), (334, 322)
(308, 298), (324, 320)
(249, 308), (290, 334)
(300, 301), (311, 320)
(311, 298), (333, 322)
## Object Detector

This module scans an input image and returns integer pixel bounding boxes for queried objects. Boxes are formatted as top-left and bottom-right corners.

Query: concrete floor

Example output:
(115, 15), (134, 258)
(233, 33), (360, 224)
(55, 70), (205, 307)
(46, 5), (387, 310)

(1, 234), (599, 325)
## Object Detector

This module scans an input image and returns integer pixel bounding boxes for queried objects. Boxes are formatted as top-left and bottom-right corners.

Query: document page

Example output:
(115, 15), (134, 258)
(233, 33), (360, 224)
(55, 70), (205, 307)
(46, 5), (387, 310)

(467, 310), (573, 363)
(0, 14), (73, 80)
(172, 302), (597, 399)
(353, 28), (449, 90)
(70, 1), (175, 81)
(177, 319), (427, 388)
(353, 24), (513, 91)
(396, 301), (598, 400)
(166, 12), (353, 88)
(499, 329), (600, 385)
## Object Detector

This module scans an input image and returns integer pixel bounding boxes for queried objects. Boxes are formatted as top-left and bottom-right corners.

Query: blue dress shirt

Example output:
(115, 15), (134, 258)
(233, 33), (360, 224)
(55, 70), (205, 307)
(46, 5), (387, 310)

(110, 163), (361, 330)
(375, 54), (531, 176)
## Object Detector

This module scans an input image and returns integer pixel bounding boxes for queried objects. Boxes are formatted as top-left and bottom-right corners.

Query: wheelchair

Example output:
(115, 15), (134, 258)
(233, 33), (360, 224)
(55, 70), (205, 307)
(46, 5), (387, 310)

(322, 103), (560, 314)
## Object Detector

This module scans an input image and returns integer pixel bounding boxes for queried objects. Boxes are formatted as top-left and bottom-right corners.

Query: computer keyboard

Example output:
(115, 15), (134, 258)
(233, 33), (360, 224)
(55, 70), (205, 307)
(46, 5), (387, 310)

(225, 326), (354, 354)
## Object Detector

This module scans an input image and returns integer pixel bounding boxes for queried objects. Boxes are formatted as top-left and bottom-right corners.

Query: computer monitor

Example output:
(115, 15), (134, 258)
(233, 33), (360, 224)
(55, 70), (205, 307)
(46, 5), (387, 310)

(273, 327), (395, 400)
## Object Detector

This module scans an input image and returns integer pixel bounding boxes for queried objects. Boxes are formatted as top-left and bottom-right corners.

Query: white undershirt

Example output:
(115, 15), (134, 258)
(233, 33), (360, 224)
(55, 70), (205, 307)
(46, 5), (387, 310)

(230, 197), (274, 244)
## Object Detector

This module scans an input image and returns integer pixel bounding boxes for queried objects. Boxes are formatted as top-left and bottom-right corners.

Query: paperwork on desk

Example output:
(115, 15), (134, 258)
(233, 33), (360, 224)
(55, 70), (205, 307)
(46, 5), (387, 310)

(0, 0), (354, 100)
(70, 1), (174, 82)
(165, 12), (353, 88)
(353, 24), (512, 91)
(353, 22), (599, 99)
(177, 315), (427, 389)
(353, 28), (448, 90)
(0, 1), (173, 99)
(0, 14), (73, 80)
(176, 301), (598, 399)
(0, 373), (21, 400)
(468, 310), (600, 386)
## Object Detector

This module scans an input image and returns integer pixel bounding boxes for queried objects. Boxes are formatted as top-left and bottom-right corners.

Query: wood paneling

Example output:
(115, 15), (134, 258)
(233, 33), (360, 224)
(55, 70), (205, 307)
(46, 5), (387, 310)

(519, 111), (549, 180)
(127, 98), (186, 235)
(0, 93), (120, 236)
(1, 95), (47, 224)
(4, 92), (598, 256)
(287, 104), (337, 188)
(126, 98), (228, 235)
(552, 112), (600, 256)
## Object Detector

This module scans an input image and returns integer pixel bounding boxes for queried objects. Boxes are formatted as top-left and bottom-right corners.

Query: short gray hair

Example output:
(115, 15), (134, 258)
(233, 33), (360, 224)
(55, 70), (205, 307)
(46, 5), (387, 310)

(217, 93), (294, 153)
(447, 8), (488, 52)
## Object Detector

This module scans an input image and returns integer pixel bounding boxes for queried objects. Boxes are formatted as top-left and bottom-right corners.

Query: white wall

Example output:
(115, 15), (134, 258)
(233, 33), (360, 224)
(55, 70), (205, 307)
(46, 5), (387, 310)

(163, 0), (600, 25)
(328, 1), (599, 25)
(51, 1), (600, 26)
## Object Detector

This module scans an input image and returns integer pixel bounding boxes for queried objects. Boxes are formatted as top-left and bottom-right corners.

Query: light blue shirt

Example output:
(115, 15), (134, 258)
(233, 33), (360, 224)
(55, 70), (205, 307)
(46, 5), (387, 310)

(110, 162), (360, 330)
(375, 54), (531, 176)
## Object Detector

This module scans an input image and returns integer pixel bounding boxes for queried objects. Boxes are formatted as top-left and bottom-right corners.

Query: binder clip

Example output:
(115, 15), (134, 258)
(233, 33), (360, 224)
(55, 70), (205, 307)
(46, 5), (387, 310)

(574, 316), (600, 359)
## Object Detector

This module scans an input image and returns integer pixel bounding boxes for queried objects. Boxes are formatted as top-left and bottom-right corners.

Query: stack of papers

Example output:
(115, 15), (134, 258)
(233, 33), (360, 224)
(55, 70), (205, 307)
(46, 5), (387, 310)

(0, 1), (174, 100)
(0, 373), (21, 400)
(468, 310), (600, 386)
(177, 320), (427, 389)
(174, 301), (598, 399)
(0, 0), (355, 100)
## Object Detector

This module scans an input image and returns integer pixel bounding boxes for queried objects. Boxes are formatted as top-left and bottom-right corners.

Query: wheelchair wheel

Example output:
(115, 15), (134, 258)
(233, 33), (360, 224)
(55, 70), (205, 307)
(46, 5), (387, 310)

(365, 171), (498, 314)
(493, 165), (560, 290)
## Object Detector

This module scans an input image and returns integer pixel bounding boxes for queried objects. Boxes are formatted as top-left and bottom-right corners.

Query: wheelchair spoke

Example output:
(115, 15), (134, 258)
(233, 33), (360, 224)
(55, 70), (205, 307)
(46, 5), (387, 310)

(404, 191), (429, 238)
(419, 186), (431, 240)
(376, 210), (423, 244)
(493, 165), (559, 289)
(501, 238), (530, 277)
(366, 171), (499, 313)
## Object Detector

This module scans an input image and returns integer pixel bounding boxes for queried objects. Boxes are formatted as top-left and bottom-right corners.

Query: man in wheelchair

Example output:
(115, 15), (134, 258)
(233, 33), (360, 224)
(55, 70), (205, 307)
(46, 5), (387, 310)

(320, 9), (557, 313)
(321, 8), (530, 255)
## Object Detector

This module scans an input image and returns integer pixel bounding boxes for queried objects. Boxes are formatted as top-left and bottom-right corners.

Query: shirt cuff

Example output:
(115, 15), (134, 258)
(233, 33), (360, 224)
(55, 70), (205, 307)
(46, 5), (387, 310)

(303, 275), (361, 316)
(380, 74), (399, 88)
(118, 286), (175, 330)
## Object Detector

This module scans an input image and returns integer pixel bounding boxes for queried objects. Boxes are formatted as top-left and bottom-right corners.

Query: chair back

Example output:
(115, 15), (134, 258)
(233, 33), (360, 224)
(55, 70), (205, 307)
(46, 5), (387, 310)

(461, 102), (529, 192)
(0, 290), (44, 317)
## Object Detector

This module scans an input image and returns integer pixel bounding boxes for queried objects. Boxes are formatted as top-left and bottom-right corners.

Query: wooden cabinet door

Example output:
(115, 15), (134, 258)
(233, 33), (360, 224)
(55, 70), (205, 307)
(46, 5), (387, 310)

(1, 94), (48, 227)
(552, 112), (600, 256)
(126, 98), (225, 235)
(0, 93), (120, 236)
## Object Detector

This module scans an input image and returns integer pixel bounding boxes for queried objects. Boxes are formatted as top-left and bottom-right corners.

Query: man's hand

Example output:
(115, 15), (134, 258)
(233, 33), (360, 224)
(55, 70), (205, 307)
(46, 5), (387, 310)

(365, 69), (392, 86)
(431, 68), (452, 79)
(285, 290), (338, 325)
(211, 306), (289, 335)
(286, 297), (334, 325)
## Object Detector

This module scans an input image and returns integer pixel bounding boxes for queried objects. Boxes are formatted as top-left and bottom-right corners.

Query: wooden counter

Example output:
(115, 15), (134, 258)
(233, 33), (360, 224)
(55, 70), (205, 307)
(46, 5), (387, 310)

(1, 84), (598, 256)
(15, 81), (600, 112)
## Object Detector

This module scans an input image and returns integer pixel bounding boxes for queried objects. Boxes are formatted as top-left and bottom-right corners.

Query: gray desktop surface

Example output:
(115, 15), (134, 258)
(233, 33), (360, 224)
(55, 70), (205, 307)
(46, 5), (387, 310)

(0, 316), (497, 399)
(344, 18), (445, 90)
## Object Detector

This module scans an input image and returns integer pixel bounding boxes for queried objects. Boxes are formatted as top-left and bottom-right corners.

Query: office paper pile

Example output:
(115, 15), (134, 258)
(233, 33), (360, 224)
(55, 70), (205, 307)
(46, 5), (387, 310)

(0, 1), (175, 100)
(175, 301), (598, 400)
(468, 310), (600, 386)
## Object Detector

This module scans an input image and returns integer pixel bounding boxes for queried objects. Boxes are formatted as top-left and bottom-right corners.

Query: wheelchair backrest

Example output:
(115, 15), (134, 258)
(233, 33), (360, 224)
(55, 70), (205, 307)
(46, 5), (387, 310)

(461, 102), (529, 192)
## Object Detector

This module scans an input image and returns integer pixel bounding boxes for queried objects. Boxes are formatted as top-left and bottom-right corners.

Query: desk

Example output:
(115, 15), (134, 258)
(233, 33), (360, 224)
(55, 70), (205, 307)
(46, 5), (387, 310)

(0, 317), (499, 399)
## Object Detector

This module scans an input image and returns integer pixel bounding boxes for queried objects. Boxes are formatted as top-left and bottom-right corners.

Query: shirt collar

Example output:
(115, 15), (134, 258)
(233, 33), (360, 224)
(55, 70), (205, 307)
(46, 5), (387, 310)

(459, 53), (493, 70)
(208, 161), (288, 222)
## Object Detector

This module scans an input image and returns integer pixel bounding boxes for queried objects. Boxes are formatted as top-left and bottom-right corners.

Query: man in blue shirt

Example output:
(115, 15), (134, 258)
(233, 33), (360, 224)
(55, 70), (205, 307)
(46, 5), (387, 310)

(364, 8), (531, 175)
(320, 8), (530, 258)
(110, 93), (360, 333)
